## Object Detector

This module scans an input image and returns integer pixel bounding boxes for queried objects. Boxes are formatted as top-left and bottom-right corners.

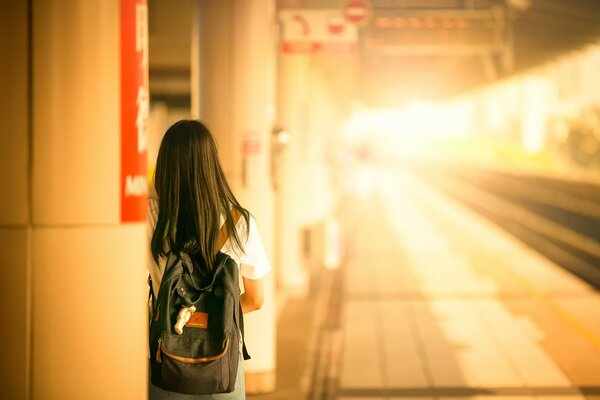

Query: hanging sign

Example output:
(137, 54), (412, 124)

(279, 10), (358, 53)
(120, 0), (149, 222)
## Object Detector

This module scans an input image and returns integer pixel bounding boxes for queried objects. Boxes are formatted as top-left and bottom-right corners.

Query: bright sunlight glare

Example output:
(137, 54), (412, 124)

(342, 99), (474, 161)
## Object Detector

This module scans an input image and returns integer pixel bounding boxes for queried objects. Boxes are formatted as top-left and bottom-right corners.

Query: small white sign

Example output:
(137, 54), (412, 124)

(279, 9), (358, 53)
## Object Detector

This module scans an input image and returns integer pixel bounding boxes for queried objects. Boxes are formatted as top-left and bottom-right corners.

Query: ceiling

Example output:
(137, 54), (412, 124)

(357, 0), (600, 103)
(512, 0), (600, 68)
(149, 0), (600, 107)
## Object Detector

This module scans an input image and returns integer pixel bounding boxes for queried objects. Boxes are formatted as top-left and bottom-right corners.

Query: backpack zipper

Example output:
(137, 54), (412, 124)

(156, 337), (230, 364)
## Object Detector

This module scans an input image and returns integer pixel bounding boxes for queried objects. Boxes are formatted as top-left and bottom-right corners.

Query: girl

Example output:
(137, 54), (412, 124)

(148, 119), (271, 399)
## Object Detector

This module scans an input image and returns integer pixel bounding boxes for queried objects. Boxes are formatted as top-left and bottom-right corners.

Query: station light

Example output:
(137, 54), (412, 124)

(424, 17), (436, 28)
(372, 16), (486, 31)
(507, 0), (532, 10)
(375, 16), (393, 27)
(394, 17), (407, 27)
(364, 10), (501, 53)
(276, 129), (290, 145)
(409, 17), (422, 28)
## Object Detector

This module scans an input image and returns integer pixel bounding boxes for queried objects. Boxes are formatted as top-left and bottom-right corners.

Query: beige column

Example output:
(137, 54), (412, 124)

(305, 59), (342, 222)
(193, 0), (277, 393)
(305, 60), (345, 269)
(276, 53), (312, 294)
(0, 1), (148, 399)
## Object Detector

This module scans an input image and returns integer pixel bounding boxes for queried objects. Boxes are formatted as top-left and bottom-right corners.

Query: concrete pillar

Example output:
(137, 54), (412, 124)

(306, 59), (341, 223)
(0, 1), (149, 398)
(192, 0), (277, 393)
(0, 1), (31, 398)
(305, 60), (345, 269)
(276, 53), (311, 294)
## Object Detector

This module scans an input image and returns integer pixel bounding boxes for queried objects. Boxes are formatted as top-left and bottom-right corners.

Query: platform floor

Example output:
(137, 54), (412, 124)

(337, 168), (600, 399)
(250, 167), (600, 400)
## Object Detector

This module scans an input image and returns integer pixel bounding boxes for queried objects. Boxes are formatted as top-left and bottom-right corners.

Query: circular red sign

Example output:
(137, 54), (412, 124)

(343, 0), (372, 26)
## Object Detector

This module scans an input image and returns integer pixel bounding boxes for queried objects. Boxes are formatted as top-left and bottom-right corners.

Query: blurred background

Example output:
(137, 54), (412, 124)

(2, 0), (600, 399)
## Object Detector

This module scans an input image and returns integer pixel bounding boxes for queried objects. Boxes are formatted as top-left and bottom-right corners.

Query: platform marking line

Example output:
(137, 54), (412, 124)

(376, 168), (600, 373)
(403, 171), (600, 356)
(501, 263), (600, 355)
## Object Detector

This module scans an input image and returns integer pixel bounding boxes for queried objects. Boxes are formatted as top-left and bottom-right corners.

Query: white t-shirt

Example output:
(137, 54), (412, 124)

(147, 197), (271, 297)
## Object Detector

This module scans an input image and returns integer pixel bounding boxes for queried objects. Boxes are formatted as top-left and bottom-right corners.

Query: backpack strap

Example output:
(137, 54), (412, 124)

(147, 208), (243, 319)
(237, 300), (251, 360)
(148, 274), (155, 322)
(218, 208), (251, 360)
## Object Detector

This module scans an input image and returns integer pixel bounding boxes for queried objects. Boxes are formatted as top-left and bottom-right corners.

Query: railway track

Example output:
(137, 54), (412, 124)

(406, 162), (600, 290)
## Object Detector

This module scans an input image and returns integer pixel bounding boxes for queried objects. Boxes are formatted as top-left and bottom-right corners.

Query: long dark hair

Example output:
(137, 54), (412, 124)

(151, 120), (250, 271)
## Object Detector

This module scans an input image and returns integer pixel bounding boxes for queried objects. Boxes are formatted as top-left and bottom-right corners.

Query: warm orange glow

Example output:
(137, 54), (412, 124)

(424, 17), (436, 28)
(409, 17), (422, 28)
(376, 16), (392, 28)
(394, 16), (407, 27)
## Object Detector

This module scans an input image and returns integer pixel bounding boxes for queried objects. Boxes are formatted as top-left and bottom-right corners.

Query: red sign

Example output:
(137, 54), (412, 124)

(120, 0), (149, 222)
(279, 10), (358, 54)
(343, 0), (372, 26)
(242, 135), (261, 157)
(281, 42), (356, 53)
(328, 14), (345, 34)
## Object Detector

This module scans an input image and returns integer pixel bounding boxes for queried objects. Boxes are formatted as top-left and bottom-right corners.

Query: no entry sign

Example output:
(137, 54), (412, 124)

(343, 0), (372, 26)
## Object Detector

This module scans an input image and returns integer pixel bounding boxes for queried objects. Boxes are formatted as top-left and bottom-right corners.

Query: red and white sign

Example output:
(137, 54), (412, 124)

(120, 0), (149, 222)
(343, 0), (372, 26)
(242, 136), (261, 157)
(279, 10), (357, 53)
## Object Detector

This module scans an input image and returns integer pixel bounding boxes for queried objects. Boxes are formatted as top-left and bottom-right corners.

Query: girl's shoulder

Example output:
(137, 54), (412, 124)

(220, 209), (253, 240)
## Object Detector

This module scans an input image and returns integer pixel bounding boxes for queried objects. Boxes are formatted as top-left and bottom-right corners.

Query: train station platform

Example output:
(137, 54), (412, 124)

(251, 166), (600, 400)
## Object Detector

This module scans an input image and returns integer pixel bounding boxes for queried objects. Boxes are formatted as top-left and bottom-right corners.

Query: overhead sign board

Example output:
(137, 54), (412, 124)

(364, 9), (503, 56)
(279, 10), (358, 53)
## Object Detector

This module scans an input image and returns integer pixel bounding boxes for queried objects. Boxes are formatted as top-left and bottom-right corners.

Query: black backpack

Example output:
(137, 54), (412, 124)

(149, 212), (249, 395)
